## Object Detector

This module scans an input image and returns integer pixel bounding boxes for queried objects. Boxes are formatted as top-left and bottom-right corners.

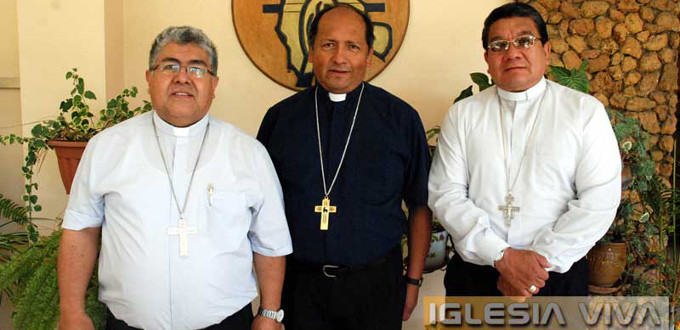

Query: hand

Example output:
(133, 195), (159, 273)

(251, 315), (282, 330)
(59, 310), (94, 330)
(402, 283), (420, 321)
(494, 248), (551, 295)
(497, 275), (531, 302)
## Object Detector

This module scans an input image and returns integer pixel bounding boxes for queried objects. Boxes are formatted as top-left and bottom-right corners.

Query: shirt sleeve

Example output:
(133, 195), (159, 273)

(247, 143), (293, 257)
(62, 138), (105, 230)
(532, 103), (621, 273)
(428, 104), (509, 267)
(402, 107), (431, 210)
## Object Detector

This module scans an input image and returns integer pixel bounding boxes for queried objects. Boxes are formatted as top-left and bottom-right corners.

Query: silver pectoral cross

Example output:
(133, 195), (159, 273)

(498, 193), (520, 226)
(167, 217), (198, 257)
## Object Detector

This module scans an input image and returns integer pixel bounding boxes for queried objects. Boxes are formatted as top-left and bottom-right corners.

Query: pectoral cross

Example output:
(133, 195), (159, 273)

(314, 196), (337, 231)
(167, 217), (198, 257)
(498, 193), (520, 226)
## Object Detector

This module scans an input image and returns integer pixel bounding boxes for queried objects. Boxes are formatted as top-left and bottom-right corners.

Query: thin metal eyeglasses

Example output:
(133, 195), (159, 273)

(151, 63), (215, 79)
(487, 35), (541, 53)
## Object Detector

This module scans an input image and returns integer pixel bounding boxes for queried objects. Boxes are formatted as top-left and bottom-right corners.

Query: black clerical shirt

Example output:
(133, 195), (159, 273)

(257, 83), (429, 266)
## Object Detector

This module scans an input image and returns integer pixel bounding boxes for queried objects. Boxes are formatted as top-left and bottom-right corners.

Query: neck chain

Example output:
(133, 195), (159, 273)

(313, 83), (364, 230)
(496, 85), (547, 225)
(152, 114), (210, 224)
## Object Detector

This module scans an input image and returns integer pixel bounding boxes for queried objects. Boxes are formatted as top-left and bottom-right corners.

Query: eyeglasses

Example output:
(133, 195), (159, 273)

(487, 35), (540, 53)
(151, 63), (214, 79)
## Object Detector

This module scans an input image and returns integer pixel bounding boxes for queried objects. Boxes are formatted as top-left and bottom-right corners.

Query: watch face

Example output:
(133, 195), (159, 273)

(275, 310), (284, 323)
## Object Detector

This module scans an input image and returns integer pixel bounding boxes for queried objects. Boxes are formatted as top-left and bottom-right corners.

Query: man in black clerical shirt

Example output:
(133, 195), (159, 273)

(257, 4), (432, 330)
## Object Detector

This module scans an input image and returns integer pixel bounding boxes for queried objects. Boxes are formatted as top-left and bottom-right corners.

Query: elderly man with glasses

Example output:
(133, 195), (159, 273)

(57, 26), (292, 330)
(429, 3), (621, 297)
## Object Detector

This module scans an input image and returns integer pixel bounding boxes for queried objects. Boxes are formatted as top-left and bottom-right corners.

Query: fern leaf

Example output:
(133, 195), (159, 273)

(0, 193), (28, 224)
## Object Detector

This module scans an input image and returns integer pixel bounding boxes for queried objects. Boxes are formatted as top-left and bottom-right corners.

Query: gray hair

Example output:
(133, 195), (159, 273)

(149, 26), (218, 74)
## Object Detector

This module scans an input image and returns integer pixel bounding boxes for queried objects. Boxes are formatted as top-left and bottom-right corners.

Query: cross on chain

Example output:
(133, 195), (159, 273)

(314, 196), (337, 231)
(498, 193), (520, 226)
(167, 217), (198, 257)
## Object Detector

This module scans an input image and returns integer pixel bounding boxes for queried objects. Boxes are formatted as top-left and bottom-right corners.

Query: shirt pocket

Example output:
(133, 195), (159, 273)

(204, 189), (250, 253)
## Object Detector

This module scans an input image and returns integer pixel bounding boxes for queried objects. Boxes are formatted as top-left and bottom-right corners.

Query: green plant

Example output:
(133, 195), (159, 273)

(0, 68), (151, 242)
(0, 230), (105, 329)
(548, 60), (589, 93)
(0, 194), (29, 263)
(550, 60), (678, 318)
(454, 72), (495, 103)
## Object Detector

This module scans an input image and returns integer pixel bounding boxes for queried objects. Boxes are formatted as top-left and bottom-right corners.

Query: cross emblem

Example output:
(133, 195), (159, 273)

(498, 193), (520, 226)
(167, 217), (198, 257)
(314, 196), (337, 231)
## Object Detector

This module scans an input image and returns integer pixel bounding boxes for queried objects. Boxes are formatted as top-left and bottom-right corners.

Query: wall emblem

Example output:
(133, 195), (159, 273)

(233, 0), (409, 90)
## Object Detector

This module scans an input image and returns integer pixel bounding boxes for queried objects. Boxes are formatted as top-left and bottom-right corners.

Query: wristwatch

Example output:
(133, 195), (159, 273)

(257, 307), (284, 323)
(404, 275), (423, 287)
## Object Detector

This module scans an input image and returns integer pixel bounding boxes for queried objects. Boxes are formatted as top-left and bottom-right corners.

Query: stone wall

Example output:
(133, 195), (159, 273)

(520, 0), (680, 179)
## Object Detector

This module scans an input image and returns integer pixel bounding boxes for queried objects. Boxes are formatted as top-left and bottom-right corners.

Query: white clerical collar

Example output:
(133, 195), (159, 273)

(497, 78), (546, 102)
(328, 92), (347, 102)
(152, 111), (209, 137)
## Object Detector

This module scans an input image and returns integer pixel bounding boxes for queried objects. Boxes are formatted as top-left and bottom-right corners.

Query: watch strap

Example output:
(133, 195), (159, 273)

(257, 307), (284, 323)
(404, 275), (423, 287)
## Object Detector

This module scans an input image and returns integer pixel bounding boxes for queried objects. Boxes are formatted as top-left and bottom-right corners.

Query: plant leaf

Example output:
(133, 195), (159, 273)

(84, 91), (96, 100)
(470, 72), (492, 91)
(454, 85), (474, 103)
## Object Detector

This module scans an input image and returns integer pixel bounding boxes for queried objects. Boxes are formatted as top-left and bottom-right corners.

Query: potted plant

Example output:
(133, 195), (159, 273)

(0, 69), (151, 329)
(0, 229), (105, 329)
(0, 68), (151, 242)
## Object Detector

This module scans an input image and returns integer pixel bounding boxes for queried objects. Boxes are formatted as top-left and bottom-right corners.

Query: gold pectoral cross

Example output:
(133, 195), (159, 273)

(314, 196), (337, 231)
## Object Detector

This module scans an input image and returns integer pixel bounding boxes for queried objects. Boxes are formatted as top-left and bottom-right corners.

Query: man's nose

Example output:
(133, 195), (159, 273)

(503, 42), (524, 58)
(172, 67), (191, 83)
(330, 47), (348, 64)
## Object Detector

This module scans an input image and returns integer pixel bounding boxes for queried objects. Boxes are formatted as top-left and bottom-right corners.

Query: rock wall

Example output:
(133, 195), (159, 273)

(520, 0), (679, 179)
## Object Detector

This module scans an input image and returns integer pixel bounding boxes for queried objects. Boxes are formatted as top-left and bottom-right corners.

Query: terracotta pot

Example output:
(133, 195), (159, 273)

(587, 242), (627, 288)
(47, 140), (87, 194)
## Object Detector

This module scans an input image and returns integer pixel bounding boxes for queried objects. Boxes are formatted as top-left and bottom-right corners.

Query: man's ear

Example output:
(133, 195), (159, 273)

(367, 47), (374, 67)
(543, 41), (551, 65)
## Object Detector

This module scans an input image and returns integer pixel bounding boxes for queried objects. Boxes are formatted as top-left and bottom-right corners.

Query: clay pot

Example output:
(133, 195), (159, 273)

(587, 242), (627, 287)
(47, 140), (87, 194)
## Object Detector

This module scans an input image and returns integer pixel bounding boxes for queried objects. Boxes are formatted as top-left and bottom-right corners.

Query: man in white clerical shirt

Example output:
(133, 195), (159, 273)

(57, 26), (292, 330)
(429, 3), (621, 297)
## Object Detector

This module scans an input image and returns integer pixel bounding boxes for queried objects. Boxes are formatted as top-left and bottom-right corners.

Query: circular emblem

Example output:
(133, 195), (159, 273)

(233, 0), (410, 91)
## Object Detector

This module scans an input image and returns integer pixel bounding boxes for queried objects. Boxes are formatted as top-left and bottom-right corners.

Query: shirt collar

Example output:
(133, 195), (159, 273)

(328, 92), (347, 102)
(497, 77), (546, 102)
(316, 83), (365, 103)
(152, 111), (209, 137)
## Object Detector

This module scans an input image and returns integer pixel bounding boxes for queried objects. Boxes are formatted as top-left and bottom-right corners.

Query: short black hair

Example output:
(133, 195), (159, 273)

(482, 3), (548, 50)
(308, 4), (375, 50)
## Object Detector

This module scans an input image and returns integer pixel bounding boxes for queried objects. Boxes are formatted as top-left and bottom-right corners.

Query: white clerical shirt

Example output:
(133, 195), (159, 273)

(428, 78), (621, 273)
(63, 111), (292, 329)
